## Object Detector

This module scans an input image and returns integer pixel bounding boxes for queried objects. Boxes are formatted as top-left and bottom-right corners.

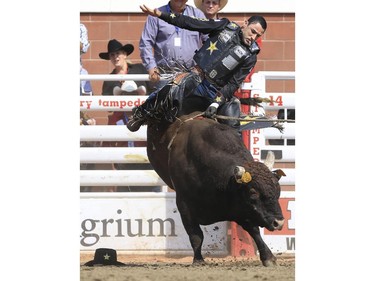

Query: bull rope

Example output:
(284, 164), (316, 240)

(214, 114), (295, 123)
(166, 113), (203, 150)
(165, 113), (294, 149)
(166, 113), (203, 190)
(164, 112), (293, 189)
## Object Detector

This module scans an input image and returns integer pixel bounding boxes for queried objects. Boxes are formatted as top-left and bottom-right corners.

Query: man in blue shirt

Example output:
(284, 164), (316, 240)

(140, 0), (207, 88)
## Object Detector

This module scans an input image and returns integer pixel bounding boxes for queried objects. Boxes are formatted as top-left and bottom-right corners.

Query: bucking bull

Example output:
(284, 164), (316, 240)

(144, 106), (286, 266)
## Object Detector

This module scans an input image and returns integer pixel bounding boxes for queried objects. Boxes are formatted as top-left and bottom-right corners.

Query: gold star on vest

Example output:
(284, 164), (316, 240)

(215, 96), (223, 103)
(103, 254), (110, 260)
(229, 22), (238, 28)
(170, 13), (176, 18)
(206, 41), (218, 55)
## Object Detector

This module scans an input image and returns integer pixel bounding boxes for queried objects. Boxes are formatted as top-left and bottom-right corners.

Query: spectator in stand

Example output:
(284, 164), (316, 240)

(79, 23), (95, 122)
(139, 0), (208, 89)
(80, 23), (90, 57)
(193, 0), (227, 19)
(80, 23), (97, 192)
(99, 39), (157, 192)
(80, 23), (93, 96)
(100, 39), (151, 135)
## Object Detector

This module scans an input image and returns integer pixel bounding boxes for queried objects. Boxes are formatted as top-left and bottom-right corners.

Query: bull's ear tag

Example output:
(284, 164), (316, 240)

(234, 166), (252, 183)
(241, 172), (252, 183)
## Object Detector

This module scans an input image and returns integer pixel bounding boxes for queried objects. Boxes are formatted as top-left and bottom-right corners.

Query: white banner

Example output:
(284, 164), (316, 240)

(80, 192), (295, 255)
(80, 193), (228, 255)
(261, 191), (295, 253)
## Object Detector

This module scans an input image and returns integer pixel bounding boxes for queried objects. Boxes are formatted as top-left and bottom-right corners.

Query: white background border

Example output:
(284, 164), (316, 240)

(80, 0), (295, 13)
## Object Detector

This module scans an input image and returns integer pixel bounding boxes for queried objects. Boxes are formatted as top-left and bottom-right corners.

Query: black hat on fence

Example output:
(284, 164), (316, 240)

(99, 39), (134, 60)
(83, 248), (126, 266)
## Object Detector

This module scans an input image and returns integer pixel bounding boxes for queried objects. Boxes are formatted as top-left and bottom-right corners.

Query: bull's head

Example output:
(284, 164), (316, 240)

(234, 151), (285, 231)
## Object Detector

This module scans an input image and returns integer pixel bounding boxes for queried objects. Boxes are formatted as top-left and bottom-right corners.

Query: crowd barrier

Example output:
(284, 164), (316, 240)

(79, 71), (295, 255)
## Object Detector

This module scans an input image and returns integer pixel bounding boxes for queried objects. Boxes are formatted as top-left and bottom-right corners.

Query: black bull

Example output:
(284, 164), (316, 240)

(146, 111), (286, 266)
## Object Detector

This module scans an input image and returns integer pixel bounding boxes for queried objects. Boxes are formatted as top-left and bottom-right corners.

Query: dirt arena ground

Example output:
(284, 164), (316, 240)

(80, 253), (295, 281)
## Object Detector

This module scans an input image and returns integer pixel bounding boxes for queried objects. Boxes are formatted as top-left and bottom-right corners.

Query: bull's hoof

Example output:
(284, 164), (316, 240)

(262, 258), (278, 267)
(192, 258), (206, 265)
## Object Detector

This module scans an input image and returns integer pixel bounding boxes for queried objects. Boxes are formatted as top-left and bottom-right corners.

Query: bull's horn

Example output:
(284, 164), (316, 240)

(273, 169), (286, 180)
(263, 151), (275, 171)
(234, 166), (252, 183)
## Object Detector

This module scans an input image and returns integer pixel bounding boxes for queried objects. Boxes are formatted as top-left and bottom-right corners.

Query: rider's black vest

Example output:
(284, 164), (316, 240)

(193, 22), (259, 87)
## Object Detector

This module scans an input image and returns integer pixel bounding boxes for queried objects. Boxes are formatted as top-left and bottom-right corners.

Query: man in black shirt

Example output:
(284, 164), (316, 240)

(127, 4), (267, 132)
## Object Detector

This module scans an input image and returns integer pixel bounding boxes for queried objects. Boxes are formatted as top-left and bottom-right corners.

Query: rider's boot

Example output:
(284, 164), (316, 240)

(127, 105), (148, 132)
(217, 97), (242, 137)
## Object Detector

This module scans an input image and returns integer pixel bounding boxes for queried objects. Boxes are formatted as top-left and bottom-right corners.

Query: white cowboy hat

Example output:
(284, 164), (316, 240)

(113, 81), (146, 95)
(121, 80), (138, 92)
(194, 0), (228, 12)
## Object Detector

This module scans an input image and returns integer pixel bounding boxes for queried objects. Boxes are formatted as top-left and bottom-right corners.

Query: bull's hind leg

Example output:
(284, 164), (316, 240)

(176, 200), (205, 264)
(240, 223), (277, 267)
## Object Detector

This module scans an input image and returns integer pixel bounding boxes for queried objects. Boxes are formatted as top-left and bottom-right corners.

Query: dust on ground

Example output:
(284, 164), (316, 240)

(80, 253), (295, 281)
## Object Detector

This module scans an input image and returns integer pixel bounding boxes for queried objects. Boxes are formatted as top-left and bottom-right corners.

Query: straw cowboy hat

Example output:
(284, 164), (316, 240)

(99, 39), (134, 60)
(194, 0), (228, 12)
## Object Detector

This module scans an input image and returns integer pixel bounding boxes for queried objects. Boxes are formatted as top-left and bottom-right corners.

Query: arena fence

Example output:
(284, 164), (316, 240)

(230, 71), (295, 256)
(79, 71), (295, 256)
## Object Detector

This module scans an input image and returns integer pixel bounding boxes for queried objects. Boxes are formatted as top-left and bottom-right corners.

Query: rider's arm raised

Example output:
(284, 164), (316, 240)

(140, 4), (227, 35)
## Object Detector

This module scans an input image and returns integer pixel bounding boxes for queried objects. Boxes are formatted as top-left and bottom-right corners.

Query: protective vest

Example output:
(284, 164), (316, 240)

(193, 22), (259, 87)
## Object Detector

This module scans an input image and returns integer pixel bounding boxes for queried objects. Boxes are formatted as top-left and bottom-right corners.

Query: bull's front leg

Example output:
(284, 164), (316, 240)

(176, 199), (205, 264)
(186, 223), (205, 264)
(240, 223), (277, 267)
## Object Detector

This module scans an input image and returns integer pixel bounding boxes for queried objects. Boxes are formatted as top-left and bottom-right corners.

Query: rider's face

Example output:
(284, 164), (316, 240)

(241, 22), (265, 46)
